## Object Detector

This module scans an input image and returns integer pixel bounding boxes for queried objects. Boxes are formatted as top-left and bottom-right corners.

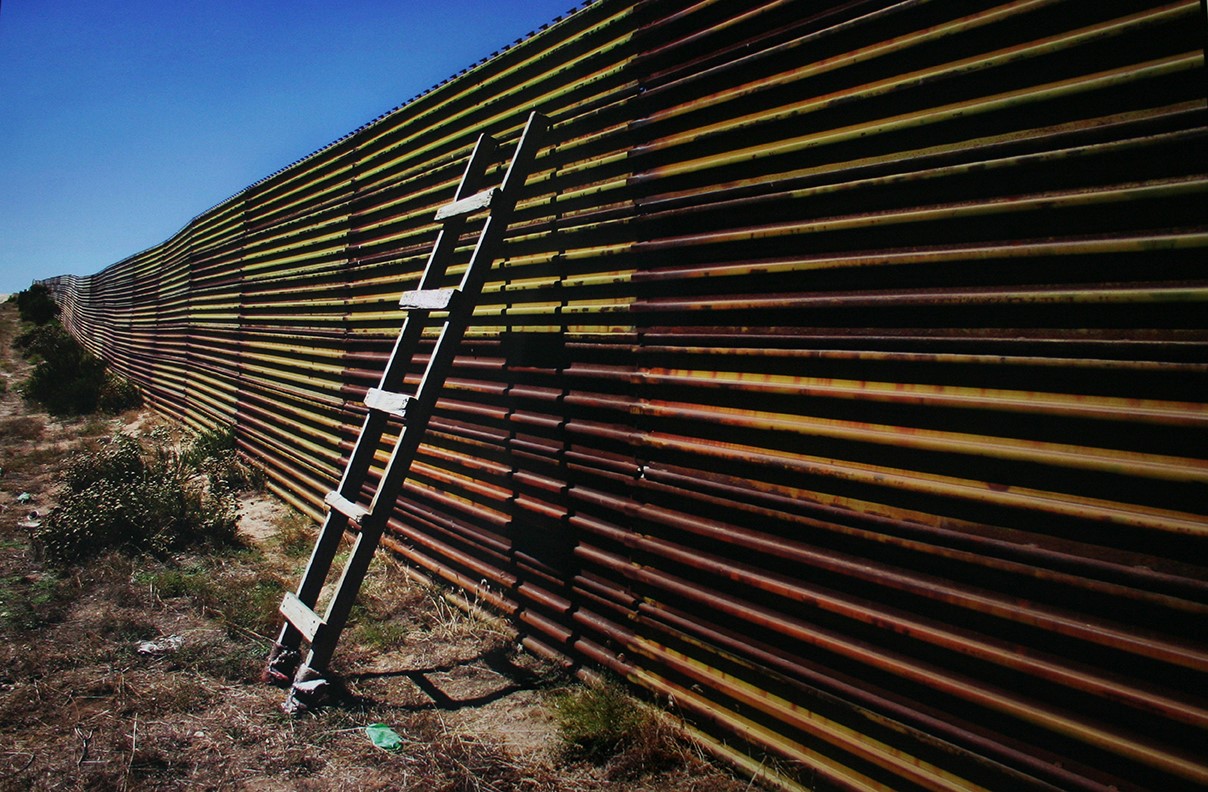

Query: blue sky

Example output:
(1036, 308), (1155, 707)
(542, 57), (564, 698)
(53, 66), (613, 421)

(0, 0), (583, 297)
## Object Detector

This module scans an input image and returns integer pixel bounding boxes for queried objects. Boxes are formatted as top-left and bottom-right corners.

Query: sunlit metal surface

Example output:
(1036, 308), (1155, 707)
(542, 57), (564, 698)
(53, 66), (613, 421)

(46, 1), (1208, 789)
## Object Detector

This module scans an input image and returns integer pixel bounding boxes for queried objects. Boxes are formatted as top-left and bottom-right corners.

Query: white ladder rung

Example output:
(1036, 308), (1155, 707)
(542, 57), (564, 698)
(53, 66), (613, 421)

(399, 287), (458, 311)
(280, 592), (327, 643)
(271, 113), (548, 684)
(435, 187), (497, 221)
(364, 387), (410, 419)
(324, 491), (369, 524)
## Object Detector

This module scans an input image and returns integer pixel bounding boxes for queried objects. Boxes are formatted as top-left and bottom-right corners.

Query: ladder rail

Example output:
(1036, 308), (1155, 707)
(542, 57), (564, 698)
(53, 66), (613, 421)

(305, 112), (548, 673)
(269, 112), (549, 689)
(270, 130), (501, 660)
(370, 111), (548, 517)
(334, 130), (501, 504)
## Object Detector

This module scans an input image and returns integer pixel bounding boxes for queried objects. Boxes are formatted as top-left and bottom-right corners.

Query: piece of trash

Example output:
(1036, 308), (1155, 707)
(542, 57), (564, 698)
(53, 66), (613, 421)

(17, 519), (41, 530)
(365, 723), (404, 752)
(16, 493), (32, 504)
(136, 635), (184, 656)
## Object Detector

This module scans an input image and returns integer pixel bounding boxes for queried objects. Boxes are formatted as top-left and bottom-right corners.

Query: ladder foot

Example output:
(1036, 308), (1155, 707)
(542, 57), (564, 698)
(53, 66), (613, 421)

(282, 664), (333, 714)
(263, 643), (301, 687)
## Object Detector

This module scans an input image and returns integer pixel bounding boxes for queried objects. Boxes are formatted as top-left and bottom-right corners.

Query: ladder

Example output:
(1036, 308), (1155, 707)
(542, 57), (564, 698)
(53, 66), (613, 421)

(267, 111), (549, 707)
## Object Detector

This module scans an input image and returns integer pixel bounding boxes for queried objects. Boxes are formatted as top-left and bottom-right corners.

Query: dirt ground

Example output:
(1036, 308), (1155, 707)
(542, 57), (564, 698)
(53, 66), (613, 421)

(0, 302), (753, 791)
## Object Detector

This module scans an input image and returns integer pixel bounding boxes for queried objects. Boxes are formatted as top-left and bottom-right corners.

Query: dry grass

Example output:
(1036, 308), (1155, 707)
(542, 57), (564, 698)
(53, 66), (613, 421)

(0, 301), (755, 792)
(271, 507), (318, 558)
(0, 415), (44, 442)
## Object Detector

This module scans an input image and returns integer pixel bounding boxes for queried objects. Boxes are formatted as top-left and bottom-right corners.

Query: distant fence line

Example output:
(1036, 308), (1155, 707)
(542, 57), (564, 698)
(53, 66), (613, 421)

(46, 2), (1208, 789)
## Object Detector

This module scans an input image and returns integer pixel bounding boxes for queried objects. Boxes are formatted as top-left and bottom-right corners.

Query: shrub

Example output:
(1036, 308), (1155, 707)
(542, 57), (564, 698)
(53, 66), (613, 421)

(61, 433), (144, 491)
(98, 371), (142, 413)
(184, 424), (262, 493)
(184, 424), (237, 461)
(15, 323), (140, 416)
(13, 323), (63, 357)
(17, 323), (106, 416)
(24, 356), (106, 416)
(36, 432), (238, 565)
(13, 283), (58, 325)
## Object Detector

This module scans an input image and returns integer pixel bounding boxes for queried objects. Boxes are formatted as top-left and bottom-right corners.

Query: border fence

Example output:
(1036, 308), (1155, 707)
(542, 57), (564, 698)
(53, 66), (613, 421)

(44, 2), (1208, 789)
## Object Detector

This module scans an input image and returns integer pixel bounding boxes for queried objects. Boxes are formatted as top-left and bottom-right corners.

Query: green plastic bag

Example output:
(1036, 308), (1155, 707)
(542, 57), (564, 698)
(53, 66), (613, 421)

(365, 722), (404, 752)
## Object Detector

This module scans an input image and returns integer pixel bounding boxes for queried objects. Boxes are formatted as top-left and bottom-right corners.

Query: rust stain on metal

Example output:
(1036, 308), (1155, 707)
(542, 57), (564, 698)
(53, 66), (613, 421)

(42, 1), (1208, 790)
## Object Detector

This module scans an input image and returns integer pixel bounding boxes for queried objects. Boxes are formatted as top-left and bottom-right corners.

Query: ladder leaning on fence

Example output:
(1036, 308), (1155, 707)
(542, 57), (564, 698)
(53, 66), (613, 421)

(265, 111), (549, 710)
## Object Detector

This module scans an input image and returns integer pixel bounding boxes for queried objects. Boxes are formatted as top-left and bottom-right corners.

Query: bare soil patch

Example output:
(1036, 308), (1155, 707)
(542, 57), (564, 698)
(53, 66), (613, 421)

(0, 302), (752, 791)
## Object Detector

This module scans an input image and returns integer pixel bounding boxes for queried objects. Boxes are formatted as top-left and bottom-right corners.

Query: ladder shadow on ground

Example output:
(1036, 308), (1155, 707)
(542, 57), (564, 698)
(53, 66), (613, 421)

(342, 645), (563, 712)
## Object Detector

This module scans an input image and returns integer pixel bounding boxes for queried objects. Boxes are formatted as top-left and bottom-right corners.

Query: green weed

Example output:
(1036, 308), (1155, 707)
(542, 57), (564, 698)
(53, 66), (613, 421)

(135, 555), (283, 639)
(552, 679), (685, 777)
(554, 680), (645, 762)
(349, 604), (410, 650)
(0, 570), (65, 631)
(271, 508), (316, 557)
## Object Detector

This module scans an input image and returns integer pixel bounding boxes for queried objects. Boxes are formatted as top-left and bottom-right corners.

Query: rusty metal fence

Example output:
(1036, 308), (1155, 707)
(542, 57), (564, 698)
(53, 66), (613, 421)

(44, 1), (1208, 789)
